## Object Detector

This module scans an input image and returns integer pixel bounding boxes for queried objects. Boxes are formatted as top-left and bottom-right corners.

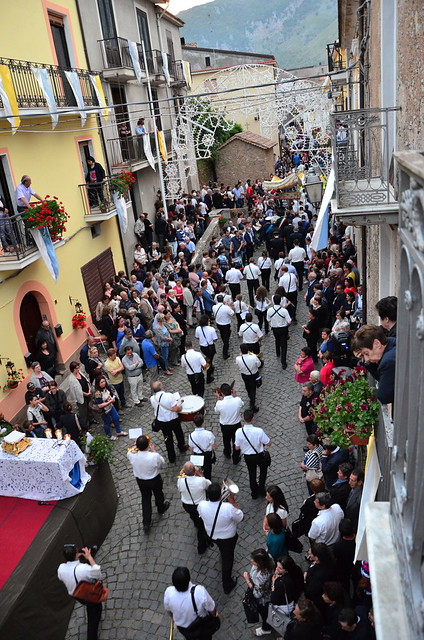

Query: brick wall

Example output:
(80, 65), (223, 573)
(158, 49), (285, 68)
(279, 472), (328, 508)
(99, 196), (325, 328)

(215, 139), (275, 185)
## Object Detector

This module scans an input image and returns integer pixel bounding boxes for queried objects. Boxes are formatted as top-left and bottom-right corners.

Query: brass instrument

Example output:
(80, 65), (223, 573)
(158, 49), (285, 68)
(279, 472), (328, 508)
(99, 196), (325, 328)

(221, 477), (239, 501)
(176, 468), (186, 478)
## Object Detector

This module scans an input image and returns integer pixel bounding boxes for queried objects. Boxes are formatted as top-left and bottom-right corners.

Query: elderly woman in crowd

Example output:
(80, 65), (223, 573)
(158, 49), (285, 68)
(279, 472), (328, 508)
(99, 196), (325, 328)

(154, 312), (173, 375)
(67, 361), (91, 425)
(30, 361), (53, 393)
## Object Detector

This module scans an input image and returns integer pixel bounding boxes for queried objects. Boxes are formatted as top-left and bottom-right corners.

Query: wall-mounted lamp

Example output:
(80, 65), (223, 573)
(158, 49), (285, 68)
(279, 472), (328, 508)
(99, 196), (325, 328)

(69, 296), (83, 313)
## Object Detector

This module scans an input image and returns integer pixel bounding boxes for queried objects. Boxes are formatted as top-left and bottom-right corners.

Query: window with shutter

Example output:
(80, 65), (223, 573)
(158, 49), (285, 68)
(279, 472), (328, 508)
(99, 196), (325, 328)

(81, 248), (115, 319)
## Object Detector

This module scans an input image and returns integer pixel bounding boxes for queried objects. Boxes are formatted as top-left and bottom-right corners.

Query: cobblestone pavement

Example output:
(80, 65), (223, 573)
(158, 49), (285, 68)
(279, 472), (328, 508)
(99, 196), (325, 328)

(66, 265), (311, 640)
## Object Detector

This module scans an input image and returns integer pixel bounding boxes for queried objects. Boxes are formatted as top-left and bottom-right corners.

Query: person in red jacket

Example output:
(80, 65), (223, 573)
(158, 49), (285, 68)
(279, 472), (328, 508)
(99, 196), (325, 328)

(320, 351), (335, 387)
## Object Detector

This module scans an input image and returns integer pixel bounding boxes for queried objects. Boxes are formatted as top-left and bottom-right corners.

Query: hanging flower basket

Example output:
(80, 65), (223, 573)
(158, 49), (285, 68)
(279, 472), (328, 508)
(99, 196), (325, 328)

(72, 312), (87, 329)
(349, 433), (370, 446)
(22, 196), (69, 242)
(111, 171), (135, 197)
(2, 361), (25, 393)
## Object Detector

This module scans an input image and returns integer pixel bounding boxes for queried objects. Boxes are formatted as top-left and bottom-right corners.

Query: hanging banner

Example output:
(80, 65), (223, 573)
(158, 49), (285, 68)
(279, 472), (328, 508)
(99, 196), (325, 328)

(0, 64), (20, 133)
(161, 52), (171, 87)
(143, 133), (156, 171)
(30, 227), (59, 281)
(128, 40), (142, 82)
(157, 130), (168, 165)
(182, 61), (192, 88)
(89, 74), (109, 121)
(31, 67), (58, 129)
(112, 191), (128, 234)
(310, 164), (335, 251)
(354, 432), (382, 563)
(64, 70), (86, 127)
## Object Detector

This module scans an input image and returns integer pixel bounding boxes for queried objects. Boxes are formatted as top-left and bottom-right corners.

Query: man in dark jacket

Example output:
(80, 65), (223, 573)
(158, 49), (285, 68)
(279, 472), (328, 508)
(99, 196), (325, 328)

(329, 462), (353, 512)
(345, 468), (364, 531)
(352, 324), (396, 404)
(85, 156), (106, 208)
(322, 444), (350, 488)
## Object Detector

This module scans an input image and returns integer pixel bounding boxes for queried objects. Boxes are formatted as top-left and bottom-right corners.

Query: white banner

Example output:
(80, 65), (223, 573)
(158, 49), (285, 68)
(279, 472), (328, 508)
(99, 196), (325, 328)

(143, 133), (156, 171)
(354, 433), (382, 562)
(311, 164), (335, 252)
(30, 227), (59, 281)
(128, 40), (142, 82)
(89, 74), (109, 121)
(31, 67), (58, 129)
(161, 52), (171, 87)
(112, 191), (128, 234)
(64, 70), (86, 126)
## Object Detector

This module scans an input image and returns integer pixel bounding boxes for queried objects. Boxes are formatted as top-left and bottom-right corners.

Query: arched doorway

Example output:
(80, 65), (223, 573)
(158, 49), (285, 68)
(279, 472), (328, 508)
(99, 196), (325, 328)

(20, 293), (42, 355)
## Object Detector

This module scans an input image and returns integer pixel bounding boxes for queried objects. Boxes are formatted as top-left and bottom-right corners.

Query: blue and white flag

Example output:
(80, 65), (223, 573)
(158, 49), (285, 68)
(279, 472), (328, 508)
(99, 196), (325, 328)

(128, 40), (142, 82)
(30, 227), (59, 281)
(161, 52), (171, 86)
(112, 191), (128, 234)
(311, 165), (335, 252)
(31, 67), (58, 129)
(64, 70), (86, 126)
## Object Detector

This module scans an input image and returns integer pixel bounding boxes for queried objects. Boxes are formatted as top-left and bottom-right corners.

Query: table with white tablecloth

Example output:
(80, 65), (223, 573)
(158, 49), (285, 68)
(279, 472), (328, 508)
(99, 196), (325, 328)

(0, 439), (91, 501)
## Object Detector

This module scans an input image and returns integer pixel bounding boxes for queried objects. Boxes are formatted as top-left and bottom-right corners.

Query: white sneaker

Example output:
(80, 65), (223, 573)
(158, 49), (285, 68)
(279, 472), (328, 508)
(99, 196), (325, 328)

(110, 435), (118, 441)
(255, 629), (271, 637)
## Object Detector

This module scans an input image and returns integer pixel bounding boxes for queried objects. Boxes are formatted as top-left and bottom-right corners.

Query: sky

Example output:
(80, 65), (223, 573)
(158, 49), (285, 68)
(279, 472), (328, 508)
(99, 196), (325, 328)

(164, 0), (214, 15)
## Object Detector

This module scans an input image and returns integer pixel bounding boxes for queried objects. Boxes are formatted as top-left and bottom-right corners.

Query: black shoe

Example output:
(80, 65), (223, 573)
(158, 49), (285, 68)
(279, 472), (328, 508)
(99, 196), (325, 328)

(207, 377), (215, 384)
(158, 501), (170, 515)
(197, 545), (207, 555)
(282, 363), (287, 370)
(224, 452), (231, 459)
(224, 577), (238, 594)
(258, 487), (266, 497)
(143, 524), (151, 533)
(252, 406), (259, 413)
(223, 354), (230, 360)
(251, 493), (259, 499)
(232, 457), (241, 465)
(179, 445), (189, 453)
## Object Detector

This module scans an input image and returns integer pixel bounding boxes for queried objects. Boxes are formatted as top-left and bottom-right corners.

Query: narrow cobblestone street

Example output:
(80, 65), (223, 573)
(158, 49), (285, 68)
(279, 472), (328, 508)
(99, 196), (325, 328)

(66, 267), (310, 640)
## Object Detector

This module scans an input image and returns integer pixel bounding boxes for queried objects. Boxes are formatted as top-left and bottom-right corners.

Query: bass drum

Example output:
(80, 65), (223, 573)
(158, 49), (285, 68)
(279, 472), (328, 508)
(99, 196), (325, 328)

(179, 395), (205, 422)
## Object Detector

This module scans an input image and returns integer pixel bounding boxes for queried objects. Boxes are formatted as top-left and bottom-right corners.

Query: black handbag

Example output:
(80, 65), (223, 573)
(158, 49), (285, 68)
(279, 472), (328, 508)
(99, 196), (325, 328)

(291, 514), (307, 539)
(242, 427), (271, 468)
(151, 393), (164, 433)
(285, 526), (303, 553)
(183, 586), (221, 639)
(241, 355), (262, 388)
(242, 586), (259, 623)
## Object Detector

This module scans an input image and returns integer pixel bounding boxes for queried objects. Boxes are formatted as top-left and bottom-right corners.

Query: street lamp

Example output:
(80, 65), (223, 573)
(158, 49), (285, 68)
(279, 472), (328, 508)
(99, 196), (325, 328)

(304, 166), (323, 206)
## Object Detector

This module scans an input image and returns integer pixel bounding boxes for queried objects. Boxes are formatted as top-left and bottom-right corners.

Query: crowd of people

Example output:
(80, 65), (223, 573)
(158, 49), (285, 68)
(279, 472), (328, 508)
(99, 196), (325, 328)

(9, 166), (396, 640)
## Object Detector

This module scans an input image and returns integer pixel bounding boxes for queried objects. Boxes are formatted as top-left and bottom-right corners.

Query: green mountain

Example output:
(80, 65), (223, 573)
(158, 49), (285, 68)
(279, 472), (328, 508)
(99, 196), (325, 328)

(179, 0), (338, 69)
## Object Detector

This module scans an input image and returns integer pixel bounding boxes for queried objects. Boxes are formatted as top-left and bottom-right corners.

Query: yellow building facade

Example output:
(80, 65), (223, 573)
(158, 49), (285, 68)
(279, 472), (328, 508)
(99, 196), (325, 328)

(0, 0), (126, 420)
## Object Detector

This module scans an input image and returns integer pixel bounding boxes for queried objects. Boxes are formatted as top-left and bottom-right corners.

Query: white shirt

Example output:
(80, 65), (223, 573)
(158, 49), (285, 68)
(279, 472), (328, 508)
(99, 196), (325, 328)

(308, 504), (344, 545)
(197, 500), (243, 539)
(214, 395), (244, 425)
(239, 322), (263, 344)
(288, 246), (306, 262)
(265, 503), (288, 521)
(235, 424), (270, 454)
(255, 298), (270, 312)
(195, 325), (218, 347)
(58, 561), (102, 595)
(177, 474), (211, 504)
(213, 302), (234, 326)
(243, 263), (261, 280)
(226, 268), (243, 284)
(274, 257), (285, 274)
(234, 299), (249, 318)
(181, 349), (206, 375)
(257, 257), (272, 270)
(127, 449), (165, 479)
(164, 583), (215, 628)
(189, 427), (215, 453)
(150, 391), (180, 422)
(279, 272), (298, 292)
(266, 305), (291, 328)
(236, 353), (260, 376)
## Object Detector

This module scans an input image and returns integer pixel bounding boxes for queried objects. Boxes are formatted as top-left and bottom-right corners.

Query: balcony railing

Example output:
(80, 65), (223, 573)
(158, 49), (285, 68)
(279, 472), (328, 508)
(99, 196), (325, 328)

(330, 107), (399, 210)
(0, 57), (100, 109)
(98, 39), (183, 83)
(327, 42), (345, 72)
(107, 130), (173, 168)
(78, 178), (130, 220)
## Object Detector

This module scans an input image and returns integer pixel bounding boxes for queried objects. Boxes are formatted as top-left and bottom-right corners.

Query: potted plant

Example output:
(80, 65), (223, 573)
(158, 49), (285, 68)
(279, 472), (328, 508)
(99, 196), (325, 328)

(2, 361), (25, 393)
(111, 171), (136, 197)
(312, 366), (379, 448)
(22, 195), (69, 242)
(218, 215), (229, 226)
(72, 311), (87, 329)
(82, 434), (114, 465)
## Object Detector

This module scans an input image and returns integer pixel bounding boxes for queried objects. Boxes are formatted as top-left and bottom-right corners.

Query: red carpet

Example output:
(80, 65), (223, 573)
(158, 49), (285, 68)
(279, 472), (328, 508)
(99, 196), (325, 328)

(0, 496), (55, 590)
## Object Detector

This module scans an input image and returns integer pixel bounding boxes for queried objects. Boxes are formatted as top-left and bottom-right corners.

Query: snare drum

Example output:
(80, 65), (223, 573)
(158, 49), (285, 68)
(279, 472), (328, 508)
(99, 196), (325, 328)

(179, 395), (205, 422)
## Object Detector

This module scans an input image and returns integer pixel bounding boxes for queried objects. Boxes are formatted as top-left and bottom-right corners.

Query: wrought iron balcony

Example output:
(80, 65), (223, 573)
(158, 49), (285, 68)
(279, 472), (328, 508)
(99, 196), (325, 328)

(0, 211), (64, 270)
(107, 130), (173, 169)
(327, 42), (345, 72)
(78, 178), (130, 221)
(330, 107), (399, 223)
(0, 57), (100, 110)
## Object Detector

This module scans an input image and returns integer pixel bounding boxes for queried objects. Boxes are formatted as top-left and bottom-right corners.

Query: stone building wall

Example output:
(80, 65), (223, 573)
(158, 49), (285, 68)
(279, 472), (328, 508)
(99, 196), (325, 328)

(215, 139), (274, 186)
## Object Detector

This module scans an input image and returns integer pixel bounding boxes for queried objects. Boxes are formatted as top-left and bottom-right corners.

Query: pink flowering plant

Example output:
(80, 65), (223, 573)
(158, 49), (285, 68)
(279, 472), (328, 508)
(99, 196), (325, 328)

(312, 366), (379, 448)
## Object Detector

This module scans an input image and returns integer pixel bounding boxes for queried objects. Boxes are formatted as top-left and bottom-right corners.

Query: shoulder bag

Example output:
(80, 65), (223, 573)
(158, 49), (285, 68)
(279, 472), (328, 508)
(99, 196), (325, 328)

(182, 586), (221, 639)
(242, 427), (270, 467)
(241, 356), (262, 388)
(72, 565), (108, 604)
(284, 526), (303, 553)
(201, 327), (216, 358)
(151, 393), (164, 432)
(242, 584), (259, 623)
(266, 580), (292, 636)
(190, 435), (216, 465)
(183, 354), (204, 388)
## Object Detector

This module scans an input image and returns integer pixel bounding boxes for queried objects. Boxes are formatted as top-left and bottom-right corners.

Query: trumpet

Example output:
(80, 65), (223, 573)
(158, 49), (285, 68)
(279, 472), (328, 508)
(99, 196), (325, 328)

(176, 468), (186, 478)
(221, 477), (239, 501)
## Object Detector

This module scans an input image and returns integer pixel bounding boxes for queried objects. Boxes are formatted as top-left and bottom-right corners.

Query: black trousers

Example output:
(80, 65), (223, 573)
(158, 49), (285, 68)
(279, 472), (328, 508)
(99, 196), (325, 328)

(247, 278), (260, 307)
(241, 373), (257, 409)
(220, 422), (241, 463)
(244, 452), (268, 498)
(292, 261), (305, 290)
(215, 534), (238, 591)
(229, 283), (241, 301)
(272, 326), (289, 365)
(256, 309), (269, 333)
(286, 291), (298, 320)
(245, 341), (260, 354)
(157, 417), (186, 463)
(260, 269), (271, 290)
(200, 346), (215, 383)
(182, 502), (209, 551)
(198, 450), (214, 480)
(136, 474), (165, 527)
(187, 372), (205, 397)
(76, 599), (102, 640)
(217, 323), (231, 358)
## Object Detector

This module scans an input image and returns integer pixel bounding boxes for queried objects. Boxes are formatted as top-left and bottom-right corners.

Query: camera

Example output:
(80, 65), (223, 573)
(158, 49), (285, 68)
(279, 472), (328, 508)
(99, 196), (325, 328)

(78, 545), (98, 563)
